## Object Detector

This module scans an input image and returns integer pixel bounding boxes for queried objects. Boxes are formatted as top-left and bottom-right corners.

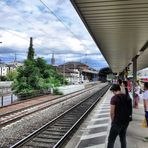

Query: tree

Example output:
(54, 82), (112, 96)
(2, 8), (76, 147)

(0, 76), (7, 81)
(12, 60), (40, 95)
(12, 38), (67, 98)
(27, 37), (34, 61)
(12, 58), (67, 98)
(98, 67), (112, 82)
(6, 70), (18, 81)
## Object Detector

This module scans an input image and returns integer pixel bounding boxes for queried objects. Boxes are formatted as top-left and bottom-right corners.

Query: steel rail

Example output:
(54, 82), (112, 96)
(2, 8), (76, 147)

(10, 84), (110, 148)
(0, 86), (96, 127)
(53, 84), (110, 148)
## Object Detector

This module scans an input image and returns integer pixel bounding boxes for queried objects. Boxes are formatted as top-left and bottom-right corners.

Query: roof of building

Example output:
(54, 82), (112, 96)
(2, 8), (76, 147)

(0, 63), (7, 66)
(56, 67), (78, 74)
(59, 61), (89, 69)
(82, 69), (98, 74)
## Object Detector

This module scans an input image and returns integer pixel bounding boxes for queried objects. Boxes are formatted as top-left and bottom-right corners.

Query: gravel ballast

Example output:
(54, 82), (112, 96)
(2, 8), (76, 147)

(0, 83), (107, 147)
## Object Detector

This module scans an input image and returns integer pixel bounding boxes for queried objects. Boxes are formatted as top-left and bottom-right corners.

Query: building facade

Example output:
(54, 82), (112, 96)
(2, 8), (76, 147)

(58, 62), (98, 84)
(0, 62), (23, 76)
(0, 64), (9, 76)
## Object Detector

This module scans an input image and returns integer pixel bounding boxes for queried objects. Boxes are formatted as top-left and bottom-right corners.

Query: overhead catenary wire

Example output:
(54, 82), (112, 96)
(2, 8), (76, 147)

(39, 0), (80, 39)
(0, 1), (87, 53)
(1, 0), (94, 52)
(0, 26), (30, 43)
(0, 1), (67, 43)
(1, 0), (92, 51)
(39, 0), (91, 51)
(0, 0), (103, 69)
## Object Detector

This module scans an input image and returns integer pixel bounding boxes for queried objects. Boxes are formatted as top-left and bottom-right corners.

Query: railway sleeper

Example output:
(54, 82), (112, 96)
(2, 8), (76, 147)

(49, 126), (70, 130)
(25, 141), (55, 148)
(54, 123), (73, 127)
(42, 131), (65, 136)
(37, 134), (62, 140)
(32, 137), (58, 144)
(56, 120), (76, 124)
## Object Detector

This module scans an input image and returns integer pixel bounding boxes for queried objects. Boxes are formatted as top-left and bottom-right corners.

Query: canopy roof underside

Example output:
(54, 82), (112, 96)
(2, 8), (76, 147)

(71, 0), (148, 73)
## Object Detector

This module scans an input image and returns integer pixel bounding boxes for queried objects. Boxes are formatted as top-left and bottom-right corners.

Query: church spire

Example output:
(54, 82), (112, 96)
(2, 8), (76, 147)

(14, 53), (17, 62)
(51, 53), (55, 65)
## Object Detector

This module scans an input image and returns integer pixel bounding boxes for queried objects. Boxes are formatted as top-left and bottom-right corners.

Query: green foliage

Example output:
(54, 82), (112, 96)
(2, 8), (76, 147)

(98, 67), (112, 82)
(99, 67), (112, 76)
(53, 88), (63, 95)
(0, 76), (7, 81)
(12, 57), (67, 98)
(6, 70), (18, 81)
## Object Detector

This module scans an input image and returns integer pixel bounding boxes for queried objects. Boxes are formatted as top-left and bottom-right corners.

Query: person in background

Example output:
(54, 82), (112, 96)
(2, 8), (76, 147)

(127, 78), (132, 92)
(134, 80), (141, 109)
(143, 82), (148, 141)
(123, 81), (129, 96)
(118, 79), (125, 94)
(107, 84), (132, 148)
(118, 79), (122, 86)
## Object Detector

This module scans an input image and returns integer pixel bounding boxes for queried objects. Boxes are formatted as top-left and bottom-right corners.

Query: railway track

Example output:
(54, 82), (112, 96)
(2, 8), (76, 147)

(10, 84), (110, 148)
(0, 85), (99, 127)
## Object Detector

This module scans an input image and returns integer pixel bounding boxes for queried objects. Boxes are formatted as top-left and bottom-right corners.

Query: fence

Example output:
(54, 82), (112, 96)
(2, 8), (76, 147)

(0, 85), (18, 107)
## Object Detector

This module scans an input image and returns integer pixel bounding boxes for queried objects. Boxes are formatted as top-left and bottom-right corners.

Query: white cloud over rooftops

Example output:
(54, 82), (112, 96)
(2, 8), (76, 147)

(0, 0), (108, 70)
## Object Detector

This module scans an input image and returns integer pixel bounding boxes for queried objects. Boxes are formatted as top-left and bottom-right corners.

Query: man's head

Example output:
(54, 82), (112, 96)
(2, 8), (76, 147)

(118, 79), (122, 86)
(123, 81), (127, 87)
(144, 82), (148, 90)
(110, 84), (121, 94)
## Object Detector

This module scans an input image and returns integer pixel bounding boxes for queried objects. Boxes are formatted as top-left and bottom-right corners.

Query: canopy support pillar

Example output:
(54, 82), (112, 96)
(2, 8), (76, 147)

(132, 57), (137, 107)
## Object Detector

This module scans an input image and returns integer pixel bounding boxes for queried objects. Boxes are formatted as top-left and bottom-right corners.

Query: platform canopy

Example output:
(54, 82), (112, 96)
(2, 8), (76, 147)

(71, 0), (148, 73)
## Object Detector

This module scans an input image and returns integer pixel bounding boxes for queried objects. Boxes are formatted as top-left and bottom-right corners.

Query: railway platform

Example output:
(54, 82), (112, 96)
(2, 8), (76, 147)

(64, 89), (148, 148)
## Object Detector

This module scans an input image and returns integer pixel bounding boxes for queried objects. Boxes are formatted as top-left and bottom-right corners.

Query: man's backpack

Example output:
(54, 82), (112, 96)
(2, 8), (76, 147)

(114, 94), (132, 124)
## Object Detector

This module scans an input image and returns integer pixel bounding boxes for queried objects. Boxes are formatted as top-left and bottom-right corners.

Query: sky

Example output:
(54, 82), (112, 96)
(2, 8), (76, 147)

(0, 0), (108, 70)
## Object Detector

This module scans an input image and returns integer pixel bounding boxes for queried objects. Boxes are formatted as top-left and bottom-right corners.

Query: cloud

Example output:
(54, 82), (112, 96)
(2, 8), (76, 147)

(0, 29), (29, 49)
(0, 0), (107, 70)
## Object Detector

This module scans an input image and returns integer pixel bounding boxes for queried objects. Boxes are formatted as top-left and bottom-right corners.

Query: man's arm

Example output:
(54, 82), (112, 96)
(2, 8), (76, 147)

(110, 105), (115, 121)
(143, 99), (147, 112)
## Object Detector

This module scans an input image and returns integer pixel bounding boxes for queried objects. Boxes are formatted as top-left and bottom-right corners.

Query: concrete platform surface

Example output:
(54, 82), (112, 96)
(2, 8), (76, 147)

(114, 100), (148, 148)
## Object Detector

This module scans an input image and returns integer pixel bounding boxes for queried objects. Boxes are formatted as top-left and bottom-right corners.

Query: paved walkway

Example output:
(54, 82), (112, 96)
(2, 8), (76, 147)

(64, 90), (148, 148)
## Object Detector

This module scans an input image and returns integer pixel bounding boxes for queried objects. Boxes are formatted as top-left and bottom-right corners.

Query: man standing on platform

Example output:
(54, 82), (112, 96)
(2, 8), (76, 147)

(107, 84), (132, 148)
